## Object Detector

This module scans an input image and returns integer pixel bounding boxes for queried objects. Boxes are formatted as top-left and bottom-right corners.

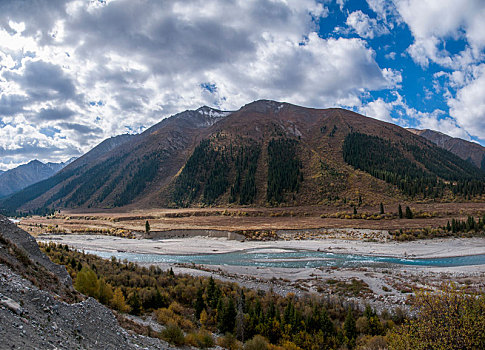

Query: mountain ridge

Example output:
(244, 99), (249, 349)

(1, 100), (483, 213)
(0, 158), (75, 198)
(408, 128), (485, 169)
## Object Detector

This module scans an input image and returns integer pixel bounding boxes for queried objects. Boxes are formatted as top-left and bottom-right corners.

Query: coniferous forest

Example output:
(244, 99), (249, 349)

(343, 133), (485, 198)
(229, 144), (261, 205)
(172, 139), (230, 207)
(173, 136), (306, 207)
(267, 138), (302, 204)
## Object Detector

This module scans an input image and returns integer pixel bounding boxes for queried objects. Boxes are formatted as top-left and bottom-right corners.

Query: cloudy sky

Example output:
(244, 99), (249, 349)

(1, 0), (485, 170)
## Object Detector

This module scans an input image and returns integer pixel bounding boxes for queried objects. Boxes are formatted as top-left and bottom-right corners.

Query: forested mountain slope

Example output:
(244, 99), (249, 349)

(1, 100), (483, 213)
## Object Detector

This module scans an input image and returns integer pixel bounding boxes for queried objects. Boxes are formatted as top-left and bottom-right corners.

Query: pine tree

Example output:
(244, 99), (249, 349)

(219, 298), (237, 334)
(145, 220), (150, 234)
(236, 290), (246, 342)
(380, 202), (384, 214)
(398, 204), (403, 219)
(194, 288), (205, 319)
(344, 308), (357, 348)
(128, 290), (142, 315)
(405, 206), (413, 219)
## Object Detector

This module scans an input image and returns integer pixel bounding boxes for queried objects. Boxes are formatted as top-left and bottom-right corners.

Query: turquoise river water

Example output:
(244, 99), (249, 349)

(84, 248), (485, 268)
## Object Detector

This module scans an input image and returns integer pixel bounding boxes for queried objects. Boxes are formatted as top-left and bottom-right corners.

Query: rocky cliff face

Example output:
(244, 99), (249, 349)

(0, 216), (174, 349)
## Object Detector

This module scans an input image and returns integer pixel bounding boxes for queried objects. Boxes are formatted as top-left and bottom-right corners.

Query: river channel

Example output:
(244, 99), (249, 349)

(84, 247), (485, 268)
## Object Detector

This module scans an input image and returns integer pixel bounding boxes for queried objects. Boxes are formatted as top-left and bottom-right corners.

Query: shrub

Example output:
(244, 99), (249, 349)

(160, 322), (185, 346)
(185, 329), (214, 349)
(218, 333), (242, 350)
(244, 335), (269, 350)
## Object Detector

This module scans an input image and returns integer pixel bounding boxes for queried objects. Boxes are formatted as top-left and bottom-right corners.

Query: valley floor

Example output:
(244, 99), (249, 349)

(37, 234), (485, 312)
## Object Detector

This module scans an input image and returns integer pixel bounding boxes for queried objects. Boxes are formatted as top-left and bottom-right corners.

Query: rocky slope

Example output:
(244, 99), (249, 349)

(408, 128), (485, 169)
(0, 216), (174, 349)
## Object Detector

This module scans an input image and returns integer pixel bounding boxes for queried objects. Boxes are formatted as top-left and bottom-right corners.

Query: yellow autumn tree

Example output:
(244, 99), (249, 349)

(388, 284), (485, 349)
(111, 287), (130, 313)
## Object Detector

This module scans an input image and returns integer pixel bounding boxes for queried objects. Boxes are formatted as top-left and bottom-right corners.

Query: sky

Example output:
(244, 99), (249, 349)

(0, 0), (485, 170)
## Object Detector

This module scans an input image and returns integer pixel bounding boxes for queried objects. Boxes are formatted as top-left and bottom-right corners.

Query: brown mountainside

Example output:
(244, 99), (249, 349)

(1, 100), (483, 213)
(408, 128), (485, 169)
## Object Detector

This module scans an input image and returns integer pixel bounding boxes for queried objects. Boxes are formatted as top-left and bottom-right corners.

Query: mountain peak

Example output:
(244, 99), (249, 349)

(196, 105), (232, 118)
(240, 99), (286, 114)
(27, 159), (43, 166)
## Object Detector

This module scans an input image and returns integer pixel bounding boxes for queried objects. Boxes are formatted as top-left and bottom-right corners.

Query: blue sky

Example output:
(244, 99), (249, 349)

(0, 0), (484, 170)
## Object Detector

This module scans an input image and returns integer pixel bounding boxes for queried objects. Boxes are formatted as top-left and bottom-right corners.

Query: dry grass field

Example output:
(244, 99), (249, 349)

(18, 202), (485, 237)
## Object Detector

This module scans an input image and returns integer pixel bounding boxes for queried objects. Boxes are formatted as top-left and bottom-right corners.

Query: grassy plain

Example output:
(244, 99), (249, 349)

(18, 202), (485, 236)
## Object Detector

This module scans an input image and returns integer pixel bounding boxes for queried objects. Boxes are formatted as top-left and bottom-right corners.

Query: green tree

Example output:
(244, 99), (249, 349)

(194, 288), (205, 319)
(405, 206), (413, 219)
(380, 202), (384, 214)
(128, 290), (142, 315)
(219, 298), (237, 334)
(344, 308), (357, 348)
(398, 204), (403, 219)
(97, 278), (114, 305)
(145, 220), (150, 233)
(74, 266), (99, 298)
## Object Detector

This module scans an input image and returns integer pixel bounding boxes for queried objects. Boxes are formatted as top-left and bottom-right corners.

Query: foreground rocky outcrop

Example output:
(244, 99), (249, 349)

(0, 215), (174, 349)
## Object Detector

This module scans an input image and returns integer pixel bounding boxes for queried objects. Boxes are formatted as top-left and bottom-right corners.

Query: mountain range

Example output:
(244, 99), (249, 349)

(0, 159), (75, 198)
(0, 100), (484, 214)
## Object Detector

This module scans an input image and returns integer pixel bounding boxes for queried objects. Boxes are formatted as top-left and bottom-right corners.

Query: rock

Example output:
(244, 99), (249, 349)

(0, 295), (23, 315)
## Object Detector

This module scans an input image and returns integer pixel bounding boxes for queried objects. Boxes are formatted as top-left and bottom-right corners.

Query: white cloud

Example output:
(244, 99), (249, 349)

(359, 98), (394, 122)
(366, 0), (399, 26)
(336, 0), (346, 11)
(395, 0), (485, 68)
(359, 92), (472, 140)
(448, 63), (485, 140)
(0, 0), (399, 169)
(346, 10), (389, 39)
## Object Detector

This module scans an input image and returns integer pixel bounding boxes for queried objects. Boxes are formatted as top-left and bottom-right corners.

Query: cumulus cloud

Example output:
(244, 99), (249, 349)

(359, 98), (394, 122)
(0, 0), (402, 169)
(359, 92), (471, 140)
(448, 64), (485, 140)
(395, 0), (485, 68)
(4, 60), (77, 102)
(346, 10), (389, 39)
